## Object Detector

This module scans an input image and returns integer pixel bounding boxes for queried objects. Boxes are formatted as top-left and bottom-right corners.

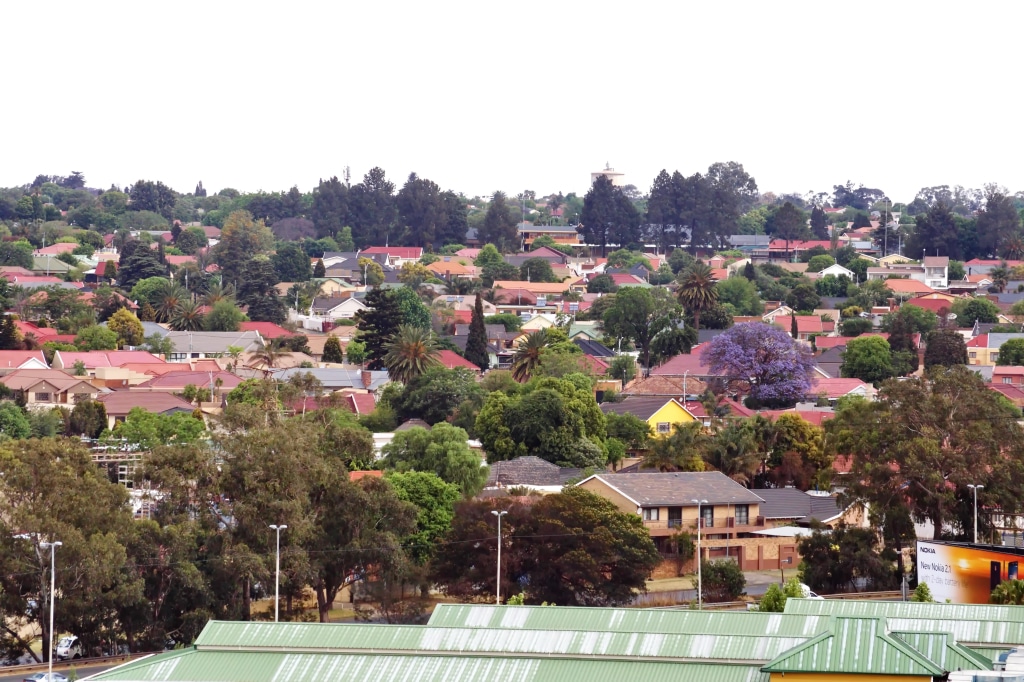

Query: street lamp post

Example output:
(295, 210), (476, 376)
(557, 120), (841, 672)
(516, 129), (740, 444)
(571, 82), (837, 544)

(967, 485), (984, 544)
(491, 510), (508, 605)
(269, 525), (288, 622)
(40, 540), (62, 680)
(692, 499), (708, 609)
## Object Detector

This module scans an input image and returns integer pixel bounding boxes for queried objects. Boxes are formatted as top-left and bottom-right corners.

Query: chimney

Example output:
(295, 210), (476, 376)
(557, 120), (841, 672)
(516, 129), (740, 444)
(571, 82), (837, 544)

(361, 370), (372, 389)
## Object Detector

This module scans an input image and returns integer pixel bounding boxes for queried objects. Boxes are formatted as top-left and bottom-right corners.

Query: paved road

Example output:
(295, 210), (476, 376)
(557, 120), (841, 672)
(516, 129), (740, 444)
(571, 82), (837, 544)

(0, 661), (119, 682)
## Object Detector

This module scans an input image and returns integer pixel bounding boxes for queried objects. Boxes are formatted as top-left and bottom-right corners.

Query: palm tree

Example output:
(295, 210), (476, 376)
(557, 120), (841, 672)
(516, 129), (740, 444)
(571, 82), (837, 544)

(703, 423), (761, 485)
(383, 325), (440, 384)
(153, 281), (189, 323)
(990, 262), (1011, 294)
(250, 338), (293, 378)
(511, 328), (550, 382)
(202, 280), (236, 307)
(168, 301), (205, 331)
(642, 422), (709, 472)
(677, 261), (719, 331)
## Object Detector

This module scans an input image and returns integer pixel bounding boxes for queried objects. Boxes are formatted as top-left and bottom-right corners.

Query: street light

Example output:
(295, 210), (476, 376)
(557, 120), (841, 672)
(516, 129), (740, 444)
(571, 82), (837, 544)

(967, 485), (984, 544)
(692, 499), (708, 610)
(269, 525), (288, 622)
(491, 510), (508, 605)
(39, 540), (62, 681)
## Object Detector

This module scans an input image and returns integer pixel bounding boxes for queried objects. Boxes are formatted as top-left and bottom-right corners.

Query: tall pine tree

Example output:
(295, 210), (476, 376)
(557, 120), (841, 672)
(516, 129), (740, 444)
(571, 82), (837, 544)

(465, 295), (489, 370)
(322, 335), (344, 363)
(354, 288), (402, 370)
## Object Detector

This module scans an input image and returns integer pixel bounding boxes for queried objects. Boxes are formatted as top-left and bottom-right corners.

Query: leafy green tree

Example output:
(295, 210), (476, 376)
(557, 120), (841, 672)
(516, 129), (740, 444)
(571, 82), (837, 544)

(311, 176), (349, 239)
(128, 179), (178, 219)
(271, 242), (313, 282)
(951, 297), (1000, 327)
(603, 287), (683, 370)
(841, 336), (894, 384)
(519, 257), (557, 283)
(213, 210), (274, 284)
(773, 202), (809, 259)
(677, 261), (718, 330)
(385, 471), (460, 565)
(348, 167), (398, 247)
(604, 412), (650, 450)
(840, 317), (873, 337)
(381, 423), (487, 496)
(991, 580), (1024, 605)
(322, 335), (344, 363)
(313, 259), (326, 277)
(716, 276), (762, 316)
(465, 294), (490, 370)
(107, 308), (144, 347)
(478, 191), (520, 252)
(798, 523), (896, 593)
(118, 246), (166, 289)
(430, 489), (659, 606)
(785, 282), (821, 312)
(0, 438), (137, 661)
(69, 400), (107, 439)
(924, 328), (968, 367)
(608, 355), (637, 385)
(390, 285), (431, 329)
(0, 316), (22, 350)
(203, 299), (245, 332)
(238, 256), (286, 324)
(74, 325), (118, 350)
(0, 402), (31, 439)
(701, 559), (746, 602)
(473, 243), (504, 268)
(108, 407), (206, 449)
(998, 338), (1024, 365)
(346, 338), (367, 365)
(911, 582), (935, 603)
(0, 241), (34, 269)
(977, 187), (1022, 259)
(393, 366), (483, 425)
(907, 201), (962, 260)
(586, 274), (617, 293)
(581, 175), (641, 256)
(807, 254), (835, 272)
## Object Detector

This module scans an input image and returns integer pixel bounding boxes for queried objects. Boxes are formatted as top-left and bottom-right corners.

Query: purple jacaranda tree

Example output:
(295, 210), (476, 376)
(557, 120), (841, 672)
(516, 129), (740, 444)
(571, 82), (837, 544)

(701, 322), (815, 407)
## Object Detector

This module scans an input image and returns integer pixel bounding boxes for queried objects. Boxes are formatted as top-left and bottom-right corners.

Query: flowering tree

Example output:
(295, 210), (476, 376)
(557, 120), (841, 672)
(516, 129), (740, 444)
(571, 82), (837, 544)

(701, 322), (815, 406)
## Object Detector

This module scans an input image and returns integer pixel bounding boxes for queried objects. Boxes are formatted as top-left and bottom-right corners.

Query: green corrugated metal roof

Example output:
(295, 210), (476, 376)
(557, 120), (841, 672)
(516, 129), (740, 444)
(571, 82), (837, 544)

(968, 647), (1012, 663)
(761, 617), (945, 676)
(885, 617), (1024, 648)
(89, 650), (769, 682)
(891, 631), (993, 672)
(785, 596), (1024, 622)
(427, 604), (829, 637)
(192, 621), (806, 663)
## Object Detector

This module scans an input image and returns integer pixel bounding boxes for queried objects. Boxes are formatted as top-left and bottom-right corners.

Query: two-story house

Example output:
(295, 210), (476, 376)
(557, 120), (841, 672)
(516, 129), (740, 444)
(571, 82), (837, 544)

(577, 472), (798, 571)
(0, 368), (104, 409)
(865, 256), (949, 289)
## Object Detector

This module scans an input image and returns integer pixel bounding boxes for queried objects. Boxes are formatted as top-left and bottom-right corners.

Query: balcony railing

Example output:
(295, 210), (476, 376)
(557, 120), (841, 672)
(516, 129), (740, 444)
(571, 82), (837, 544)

(645, 516), (765, 531)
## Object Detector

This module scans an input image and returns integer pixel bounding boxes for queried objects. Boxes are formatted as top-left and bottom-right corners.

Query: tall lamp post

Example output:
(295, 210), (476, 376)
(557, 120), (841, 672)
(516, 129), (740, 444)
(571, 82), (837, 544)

(269, 525), (287, 622)
(967, 485), (984, 544)
(491, 510), (508, 605)
(692, 499), (708, 609)
(40, 540), (62, 681)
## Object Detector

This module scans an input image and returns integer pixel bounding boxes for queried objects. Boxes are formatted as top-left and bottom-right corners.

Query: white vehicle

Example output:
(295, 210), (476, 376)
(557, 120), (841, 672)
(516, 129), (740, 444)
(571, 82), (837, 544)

(55, 635), (83, 660)
(799, 583), (825, 599)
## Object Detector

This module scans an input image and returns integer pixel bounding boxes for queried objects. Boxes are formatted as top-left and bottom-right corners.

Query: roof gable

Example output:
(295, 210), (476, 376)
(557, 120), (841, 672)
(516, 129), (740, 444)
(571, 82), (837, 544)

(580, 472), (764, 507)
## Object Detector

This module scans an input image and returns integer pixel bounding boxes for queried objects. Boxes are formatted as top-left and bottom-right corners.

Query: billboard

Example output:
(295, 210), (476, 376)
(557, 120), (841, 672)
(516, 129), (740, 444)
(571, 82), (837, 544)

(917, 540), (1024, 603)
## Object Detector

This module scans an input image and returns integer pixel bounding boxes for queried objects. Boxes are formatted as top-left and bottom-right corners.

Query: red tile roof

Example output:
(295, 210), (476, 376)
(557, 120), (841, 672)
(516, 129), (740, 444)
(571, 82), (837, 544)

(136, 370), (242, 390)
(902, 298), (953, 315)
(437, 349), (482, 372)
(360, 246), (423, 259)
(650, 345), (720, 376)
(761, 409), (834, 427)
(239, 321), (297, 339)
(0, 350), (48, 368)
(768, 240), (833, 251)
(97, 391), (195, 416)
(809, 377), (871, 398)
(34, 243), (78, 256)
(966, 334), (988, 348)
(772, 315), (834, 335)
(349, 470), (384, 481)
(56, 350), (166, 369)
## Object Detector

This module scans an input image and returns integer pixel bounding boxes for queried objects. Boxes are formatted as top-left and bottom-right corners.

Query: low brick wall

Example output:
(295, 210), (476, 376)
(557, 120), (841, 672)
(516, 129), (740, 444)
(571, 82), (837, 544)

(656, 536), (801, 576)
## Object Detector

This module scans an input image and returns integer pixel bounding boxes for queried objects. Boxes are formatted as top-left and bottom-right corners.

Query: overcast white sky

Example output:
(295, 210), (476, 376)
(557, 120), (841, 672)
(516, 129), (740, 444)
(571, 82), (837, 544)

(4, 1), (1021, 203)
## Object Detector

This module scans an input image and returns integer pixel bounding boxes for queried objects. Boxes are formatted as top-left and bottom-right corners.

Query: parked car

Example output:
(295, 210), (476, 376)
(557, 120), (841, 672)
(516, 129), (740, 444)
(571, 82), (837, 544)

(23, 673), (69, 682)
(55, 635), (83, 660)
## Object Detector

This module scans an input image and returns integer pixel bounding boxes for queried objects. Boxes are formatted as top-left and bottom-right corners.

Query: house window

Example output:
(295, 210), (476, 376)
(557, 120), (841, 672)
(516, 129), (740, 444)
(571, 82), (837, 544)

(735, 505), (749, 525)
(35, 392), (51, 402)
(1005, 377), (1014, 385)
(992, 353), (1000, 362)
(642, 508), (659, 521)
(656, 422), (671, 434)
(700, 506), (714, 528)
(969, 352), (977, 359)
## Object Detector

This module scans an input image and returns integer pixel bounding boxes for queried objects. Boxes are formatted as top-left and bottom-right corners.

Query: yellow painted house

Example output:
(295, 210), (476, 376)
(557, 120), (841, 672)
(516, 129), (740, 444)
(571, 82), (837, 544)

(600, 395), (695, 436)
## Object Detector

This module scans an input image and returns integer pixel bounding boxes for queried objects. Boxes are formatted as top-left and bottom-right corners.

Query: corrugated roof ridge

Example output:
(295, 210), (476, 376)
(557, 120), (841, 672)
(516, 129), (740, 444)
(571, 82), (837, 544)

(890, 630), (993, 671)
(761, 616), (945, 675)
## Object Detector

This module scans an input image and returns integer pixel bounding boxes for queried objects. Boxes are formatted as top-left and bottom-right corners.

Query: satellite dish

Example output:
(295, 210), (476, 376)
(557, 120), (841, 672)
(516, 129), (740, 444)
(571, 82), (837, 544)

(947, 313), (957, 321)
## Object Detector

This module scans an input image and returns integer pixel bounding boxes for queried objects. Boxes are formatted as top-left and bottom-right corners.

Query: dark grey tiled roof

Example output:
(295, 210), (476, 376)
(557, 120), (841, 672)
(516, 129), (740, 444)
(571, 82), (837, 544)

(486, 456), (582, 487)
(756, 488), (843, 522)
(592, 472), (764, 506)
(815, 346), (845, 379)
(600, 396), (677, 422)
(573, 339), (614, 357)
